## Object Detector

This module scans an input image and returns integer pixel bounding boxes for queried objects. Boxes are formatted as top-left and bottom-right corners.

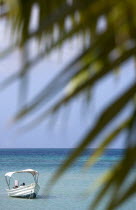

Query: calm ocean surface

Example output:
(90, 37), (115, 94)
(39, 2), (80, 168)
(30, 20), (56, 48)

(0, 149), (135, 210)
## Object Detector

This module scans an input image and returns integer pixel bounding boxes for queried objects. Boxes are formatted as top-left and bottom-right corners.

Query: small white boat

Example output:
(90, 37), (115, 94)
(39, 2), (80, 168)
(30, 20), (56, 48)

(5, 169), (40, 199)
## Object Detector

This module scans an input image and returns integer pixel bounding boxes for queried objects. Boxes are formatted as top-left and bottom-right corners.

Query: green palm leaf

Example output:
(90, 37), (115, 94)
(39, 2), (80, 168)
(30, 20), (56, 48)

(1, 0), (136, 209)
(45, 83), (136, 189)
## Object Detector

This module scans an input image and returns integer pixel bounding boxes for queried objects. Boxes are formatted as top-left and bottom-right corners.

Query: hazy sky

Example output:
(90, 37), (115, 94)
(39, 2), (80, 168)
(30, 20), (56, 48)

(0, 16), (135, 148)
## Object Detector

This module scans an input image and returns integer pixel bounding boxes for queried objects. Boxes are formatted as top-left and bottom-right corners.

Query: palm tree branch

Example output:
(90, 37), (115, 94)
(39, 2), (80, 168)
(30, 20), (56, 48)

(45, 83), (136, 191)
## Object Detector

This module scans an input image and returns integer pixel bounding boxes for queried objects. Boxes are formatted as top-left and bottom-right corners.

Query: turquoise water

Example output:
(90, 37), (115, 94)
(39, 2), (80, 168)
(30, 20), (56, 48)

(0, 149), (135, 210)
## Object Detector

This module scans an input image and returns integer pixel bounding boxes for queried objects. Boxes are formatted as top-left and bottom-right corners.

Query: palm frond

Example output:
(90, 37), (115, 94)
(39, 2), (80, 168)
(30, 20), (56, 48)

(45, 83), (136, 190)
(84, 117), (133, 169)
(1, 0), (136, 209)
(12, 46), (136, 127)
(90, 146), (136, 210)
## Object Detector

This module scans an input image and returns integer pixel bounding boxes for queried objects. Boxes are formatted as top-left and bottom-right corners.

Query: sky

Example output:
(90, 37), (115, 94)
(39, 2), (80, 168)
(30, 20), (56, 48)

(0, 12), (135, 148)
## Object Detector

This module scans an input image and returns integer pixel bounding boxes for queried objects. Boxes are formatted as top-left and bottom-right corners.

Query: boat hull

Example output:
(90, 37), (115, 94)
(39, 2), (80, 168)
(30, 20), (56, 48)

(6, 183), (40, 199)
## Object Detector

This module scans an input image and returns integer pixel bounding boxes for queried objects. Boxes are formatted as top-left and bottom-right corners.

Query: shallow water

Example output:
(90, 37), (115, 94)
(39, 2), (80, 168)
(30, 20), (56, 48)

(0, 149), (135, 210)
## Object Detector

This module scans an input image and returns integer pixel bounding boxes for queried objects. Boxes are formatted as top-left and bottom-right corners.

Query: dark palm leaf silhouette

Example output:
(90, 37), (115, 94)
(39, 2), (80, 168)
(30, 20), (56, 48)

(0, 0), (136, 209)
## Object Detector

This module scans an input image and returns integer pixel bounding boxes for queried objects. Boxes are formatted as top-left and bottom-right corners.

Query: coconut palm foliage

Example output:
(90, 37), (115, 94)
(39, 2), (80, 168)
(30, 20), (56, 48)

(0, 0), (136, 209)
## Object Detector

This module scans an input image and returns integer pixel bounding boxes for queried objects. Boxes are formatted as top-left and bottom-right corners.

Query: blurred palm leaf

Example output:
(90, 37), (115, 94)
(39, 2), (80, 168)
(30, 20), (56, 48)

(84, 117), (133, 169)
(0, 0), (136, 209)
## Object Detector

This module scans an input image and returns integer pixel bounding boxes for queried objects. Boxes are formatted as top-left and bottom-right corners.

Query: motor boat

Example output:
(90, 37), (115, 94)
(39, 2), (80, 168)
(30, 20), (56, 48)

(5, 169), (40, 198)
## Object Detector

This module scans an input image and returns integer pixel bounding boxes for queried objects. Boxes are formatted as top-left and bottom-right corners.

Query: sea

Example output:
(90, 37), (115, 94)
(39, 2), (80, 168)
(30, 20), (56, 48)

(0, 149), (135, 210)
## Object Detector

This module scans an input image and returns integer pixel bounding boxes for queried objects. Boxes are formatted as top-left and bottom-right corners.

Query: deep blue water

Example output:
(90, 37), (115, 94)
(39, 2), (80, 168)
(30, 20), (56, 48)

(0, 149), (135, 210)
(0, 148), (124, 170)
